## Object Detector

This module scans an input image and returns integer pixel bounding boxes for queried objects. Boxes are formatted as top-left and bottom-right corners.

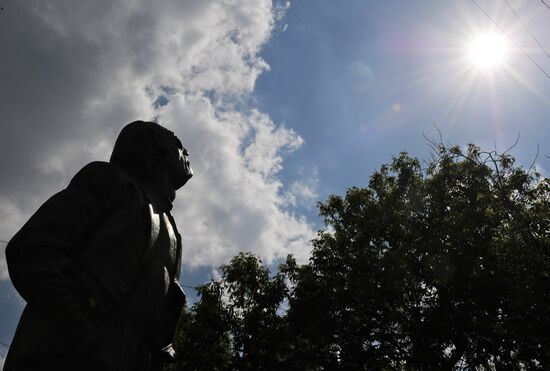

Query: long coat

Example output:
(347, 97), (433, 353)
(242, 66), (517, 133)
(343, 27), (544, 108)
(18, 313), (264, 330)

(4, 161), (185, 371)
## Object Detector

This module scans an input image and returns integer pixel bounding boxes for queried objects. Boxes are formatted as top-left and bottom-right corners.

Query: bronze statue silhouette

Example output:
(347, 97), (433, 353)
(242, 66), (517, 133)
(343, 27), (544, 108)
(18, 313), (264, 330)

(4, 121), (193, 371)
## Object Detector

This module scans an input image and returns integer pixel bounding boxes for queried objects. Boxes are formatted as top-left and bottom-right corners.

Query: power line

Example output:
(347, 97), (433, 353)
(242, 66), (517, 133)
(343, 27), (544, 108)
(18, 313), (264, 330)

(504, 0), (550, 59)
(542, 0), (550, 11)
(0, 341), (9, 348)
(470, 0), (550, 79)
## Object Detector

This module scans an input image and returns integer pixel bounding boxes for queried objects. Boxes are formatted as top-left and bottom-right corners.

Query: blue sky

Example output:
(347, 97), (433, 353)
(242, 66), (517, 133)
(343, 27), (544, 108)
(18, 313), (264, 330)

(257, 0), (549, 217)
(1, 0), (550, 359)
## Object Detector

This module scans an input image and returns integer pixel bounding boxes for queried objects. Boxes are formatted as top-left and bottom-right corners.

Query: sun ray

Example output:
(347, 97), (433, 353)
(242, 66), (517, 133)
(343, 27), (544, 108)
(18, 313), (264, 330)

(441, 67), (479, 127)
(503, 64), (550, 106)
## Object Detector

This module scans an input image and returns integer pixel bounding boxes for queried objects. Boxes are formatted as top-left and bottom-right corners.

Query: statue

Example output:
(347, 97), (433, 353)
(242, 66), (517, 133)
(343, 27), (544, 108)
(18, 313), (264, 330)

(4, 121), (193, 371)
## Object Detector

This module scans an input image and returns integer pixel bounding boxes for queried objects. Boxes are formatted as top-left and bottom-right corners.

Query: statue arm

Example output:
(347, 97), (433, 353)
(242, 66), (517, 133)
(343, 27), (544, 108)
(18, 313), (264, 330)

(6, 162), (127, 323)
(6, 187), (103, 322)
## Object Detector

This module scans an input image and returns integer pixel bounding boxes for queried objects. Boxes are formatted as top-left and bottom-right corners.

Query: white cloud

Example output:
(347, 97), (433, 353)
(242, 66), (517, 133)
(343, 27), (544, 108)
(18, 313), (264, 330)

(290, 180), (318, 204)
(0, 198), (27, 281)
(533, 163), (548, 178)
(0, 248), (7, 282)
(163, 94), (314, 266)
(285, 166), (319, 209)
(0, 0), (314, 279)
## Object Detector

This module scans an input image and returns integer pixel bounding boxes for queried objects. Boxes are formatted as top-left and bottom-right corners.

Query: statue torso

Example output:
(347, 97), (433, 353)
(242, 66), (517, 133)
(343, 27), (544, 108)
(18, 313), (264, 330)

(4, 162), (186, 371)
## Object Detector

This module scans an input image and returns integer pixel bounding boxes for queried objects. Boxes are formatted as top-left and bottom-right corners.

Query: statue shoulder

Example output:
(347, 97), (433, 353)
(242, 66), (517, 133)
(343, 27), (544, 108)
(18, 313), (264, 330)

(68, 161), (137, 207)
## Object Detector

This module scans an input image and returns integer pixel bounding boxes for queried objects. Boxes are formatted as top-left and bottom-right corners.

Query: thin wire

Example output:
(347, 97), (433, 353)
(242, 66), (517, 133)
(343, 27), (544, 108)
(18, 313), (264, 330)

(542, 0), (550, 11)
(470, 0), (550, 79)
(504, 0), (550, 58)
(0, 240), (8, 244)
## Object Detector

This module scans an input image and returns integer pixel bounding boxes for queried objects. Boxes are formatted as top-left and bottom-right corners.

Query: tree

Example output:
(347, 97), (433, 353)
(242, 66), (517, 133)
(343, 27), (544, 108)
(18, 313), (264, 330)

(286, 143), (549, 370)
(171, 253), (291, 371)
(173, 143), (549, 370)
(169, 281), (232, 371)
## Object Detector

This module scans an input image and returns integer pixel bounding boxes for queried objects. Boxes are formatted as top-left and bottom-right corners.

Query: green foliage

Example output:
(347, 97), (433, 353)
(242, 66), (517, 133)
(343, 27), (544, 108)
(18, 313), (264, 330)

(171, 253), (292, 370)
(172, 144), (549, 370)
(169, 282), (232, 371)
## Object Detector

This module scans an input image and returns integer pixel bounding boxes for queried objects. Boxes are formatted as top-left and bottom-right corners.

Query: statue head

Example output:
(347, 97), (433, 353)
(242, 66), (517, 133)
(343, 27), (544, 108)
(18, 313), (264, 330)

(110, 121), (193, 191)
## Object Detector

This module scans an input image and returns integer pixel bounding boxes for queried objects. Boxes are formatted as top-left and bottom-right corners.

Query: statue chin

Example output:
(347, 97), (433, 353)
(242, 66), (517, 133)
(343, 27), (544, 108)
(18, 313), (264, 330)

(174, 166), (193, 190)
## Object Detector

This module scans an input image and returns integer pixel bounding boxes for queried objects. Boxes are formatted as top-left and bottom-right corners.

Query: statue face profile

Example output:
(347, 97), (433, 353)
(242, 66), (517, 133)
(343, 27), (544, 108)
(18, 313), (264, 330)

(163, 136), (193, 190)
(110, 120), (193, 194)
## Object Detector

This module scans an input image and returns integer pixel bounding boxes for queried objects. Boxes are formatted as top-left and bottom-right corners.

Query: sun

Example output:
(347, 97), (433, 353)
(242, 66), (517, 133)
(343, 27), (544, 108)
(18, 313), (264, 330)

(468, 32), (509, 69)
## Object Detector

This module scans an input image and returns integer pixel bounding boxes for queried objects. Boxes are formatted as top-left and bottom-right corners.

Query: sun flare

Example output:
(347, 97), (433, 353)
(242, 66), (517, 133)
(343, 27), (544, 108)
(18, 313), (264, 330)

(468, 32), (508, 69)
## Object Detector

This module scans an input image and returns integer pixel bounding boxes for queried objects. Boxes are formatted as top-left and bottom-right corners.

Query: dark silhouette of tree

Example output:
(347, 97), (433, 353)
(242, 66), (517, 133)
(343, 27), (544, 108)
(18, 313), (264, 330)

(169, 253), (291, 371)
(168, 281), (233, 371)
(171, 143), (549, 370)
